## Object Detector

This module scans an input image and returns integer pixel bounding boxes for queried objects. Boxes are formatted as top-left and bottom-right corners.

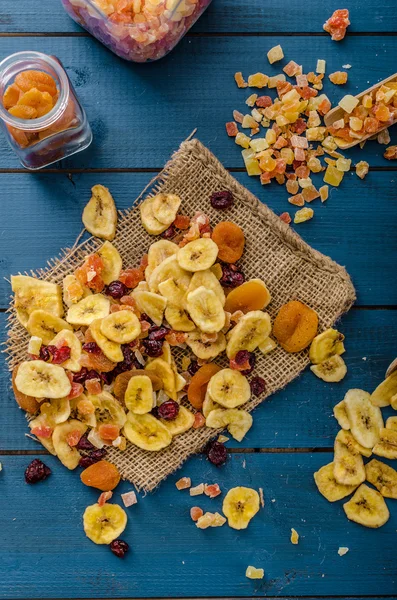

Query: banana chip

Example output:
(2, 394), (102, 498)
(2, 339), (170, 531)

(222, 486), (260, 530)
(82, 185), (117, 241)
(343, 484), (389, 528)
(314, 462), (359, 502)
(365, 459), (397, 499)
(83, 503), (127, 544)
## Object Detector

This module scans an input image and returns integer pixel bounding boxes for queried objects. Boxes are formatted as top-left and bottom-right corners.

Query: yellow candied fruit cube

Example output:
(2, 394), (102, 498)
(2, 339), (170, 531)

(355, 160), (369, 180)
(267, 44), (284, 64)
(316, 59), (326, 74)
(280, 147), (294, 164)
(319, 184), (329, 202)
(284, 111), (300, 123)
(246, 566), (265, 580)
(329, 71), (348, 85)
(242, 149), (262, 176)
(261, 117), (270, 128)
(335, 157), (351, 172)
(250, 138), (269, 152)
(235, 132), (251, 149)
(383, 89), (395, 104)
(265, 129), (277, 145)
(251, 108), (263, 122)
(362, 94), (373, 109)
(248, 73), (269, 89)
(282, 89), (301, 104)
(349, 117), (363, 131)
(306, 127), (326, 142)
(290, 528), (300, 544)
(28, 335), (42, 355)
(276, 115), (289, 127)
(234, 72), (247, 88)
(294, 207), (314, 224)
(338, 94), (359, 114)
(324, 157), (336, 166)
(259, 152), (276, 172)
(324, 165), (344, 186)
(298, 177), (313, 189)
(322, 136), (337, 151)
(268, 74), (286, 89)
(245, 94), (258, 107)
(307, 110), (321, 128)
(242, 114), (258, 129)
(307, 156), (323, 173)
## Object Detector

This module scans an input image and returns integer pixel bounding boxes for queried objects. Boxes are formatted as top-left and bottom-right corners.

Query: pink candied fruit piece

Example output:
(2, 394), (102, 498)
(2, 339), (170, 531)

(291, 135), (308, 149)
(193, 412), (206, 429)
(283, 61), (301, 77)
(190, 506), (204, 522)
(323, 9), (350, 41)
(280, 212), (292, 224)
(98, 491), (113, 507)
(294, 147), (306, 161)
(85, 378), (102, 395)
(31, 425), (53, 439)
(204, 483), (222, 498)
(176, 477), (191, 490)
(274, 136), (288, 149)
(225, 121), (238, 137)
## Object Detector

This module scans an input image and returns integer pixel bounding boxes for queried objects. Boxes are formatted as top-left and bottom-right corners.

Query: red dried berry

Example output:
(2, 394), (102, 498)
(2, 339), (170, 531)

(82, 342), (100, 354)
(219, 264), (245, 288)
(76, 434), (96, 452)
(39, 346), (51, 361)
(78, 448), (107, 468)
(110, 539), (129, 558)
(210, 190), (234, 210)
(158, 400), (179, 421)
(25, 459), (51, 484)
(141, 338), (164, 357)
(207, 441), (227, 466)
(148, 326), (169, 341)
(250, 376), (266, 397)
(105, 281), (129, 299)
(187, 360), (200, 376)
(230, 350), (256, 375)
(162, 224), (177, 239)
(51, 346), (72, 364)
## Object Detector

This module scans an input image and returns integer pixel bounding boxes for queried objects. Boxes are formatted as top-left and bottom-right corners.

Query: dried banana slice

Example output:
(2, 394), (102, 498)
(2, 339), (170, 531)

(27, 310), (72, 345)
(151, 193), (181, 225)
(53, 419), (87, 469)
(373, 428), (397, 459)
(333, 400), (350, 430)
(50, 330), (82, 373)
(165, 304), (195, 331)
(97, 241), (122, 285)
(11, 275), (63, 327)
(222, 487), (260, 530)
(314, 462), (358, 502)
(258, 337), (277, 355)
(125, 375), (154, 415)
(100, 310), (141, 344)
(187, 270), (225, 306)
(207, 368), (250, 409)
(177, 238), (219, 272)
(40, 397), (71, 427)
(186, 330), (226, 360)
(160, 406), (195, 436)
(66, 293), (110, 327)
(62, 274), (91, 307)
(89, 319), (123, 362)
(131, 290), (167, 327)
(82, 184), (117, 241)
(15, 360), (71, 399)
(333, 430), (366, 486)
(202, 390), (218, 418)
(145, 240), (179, 282)
(140, 196), (170, 235)
(149, 256), (191, 306)
(309, 328), (345, 364)
(343, 388), (383, 448)
(371, 370), (397, 407)
(386, 416), (397, 431)
(206, 408), (253, 442)
(145, 358), (176, 400)
(83, 503), (127, 544)
(310, 355), (347, 382)
(343, 484), (389, 528)
(365, 459), (397, 499)
(123, 412), (172, 451)
(186, 287), (225, 333)
(226, 310), (271, 359)
(90, 392), (127, 429)
(28, 415), (56, 455)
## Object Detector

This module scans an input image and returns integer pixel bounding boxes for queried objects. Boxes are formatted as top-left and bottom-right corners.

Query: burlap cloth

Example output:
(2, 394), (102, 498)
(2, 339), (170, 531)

(5, 139), (356, 492)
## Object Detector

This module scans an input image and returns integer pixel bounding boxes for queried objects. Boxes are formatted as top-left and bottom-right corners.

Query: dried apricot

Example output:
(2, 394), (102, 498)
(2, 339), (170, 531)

(224, 280), (271, 314)
(273, 300), (319, 353)
(212, 221), (245, 263)
(12, 365), (40, 413)
(8, 104), (37, 119)
(188, 363), (222, 409)
(113, 369), (162, 400)
(15, 70), (57, 96)
(80, 459), (121, 491)
(17, 88), (53, 118)
(3, 83), (22, 109)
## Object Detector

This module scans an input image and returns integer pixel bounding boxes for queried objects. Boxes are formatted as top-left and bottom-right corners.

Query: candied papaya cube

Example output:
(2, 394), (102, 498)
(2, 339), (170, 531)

(235, 132), (251, 149)
(283, 61), (301, 77)
(329, 71), (348, 85)
(349, 117), (363, 131)
(242, 114), (258, 129)
(276, 115), (289, 127)
(226, 122), (238, 137)
(286, 179), (299, 195)
(317, 96), (332, 115)
(294, 147), (306, 161)
(248, 73), (269, 88)
(296, 74), (308, 87)
(355, 160), (369, 179)
(316, 59), (326, 74)
(374, 103), (390, 122)
(268, 74), (286, 89)
(288, 193), (304, 206)
(256, 95), (272, 108)
(319, 185), (329, 202)
(251, 108), (263, 122)
(280, 147), (294, 164)
(335, 157), (351, 172)
(290, 135), (308, 149)
(307, 110), (321, 128)
(302, 185), (320, 202)
(234, 72), (248, 88)
(246, 94), (258, 107)
(250, 138), (269, 152)
(274, 136), (288, 149)
(233, 110), (244, 123)
(323, 9), (350, 41)
(306, 127), (326, 141)
(307, 156), (323, 173)
(324, 164), (344, 186)
(259, 152), (276, 172)
(241, 149), (262, 176)
(362, 94), (373, 109)
(277, 81), (293, 98)
(267, 45), (284, 64)
(279, 212), (291, 224)
(294, 207), (314, 224)
(338, 94), (359, 114)
(265, 129), (277, 145)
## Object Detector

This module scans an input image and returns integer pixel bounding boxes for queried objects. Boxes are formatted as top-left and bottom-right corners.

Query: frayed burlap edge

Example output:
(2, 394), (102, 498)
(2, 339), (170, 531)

(3, 138), (356, 492)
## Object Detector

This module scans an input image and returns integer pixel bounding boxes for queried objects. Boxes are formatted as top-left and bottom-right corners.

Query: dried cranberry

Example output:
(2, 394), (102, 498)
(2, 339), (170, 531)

(73, 367), (89, 384)
(162, 224), (176, 239)
(151, 406), (159, 418)
(207, 441), (227, 466)
(210, 190), (234, 210)
(220, 264), (245, 288)
(141, 338), (164, 358)
(158, 400), (179, 421)
(82, 342), (100, 354)
(233, 350), (256, 375)
(140, 313), (153, 324)
(39, 346), (51, 362)
(250, 376), (266, 397)
(25, 458), (51, 484)
(105, 281), (129, 299)
(76, 434), (96, 452)
(148, 326), (169, 341)
(187, 359), (200, 376)
(78, 448), (107, 468)
(100, 371), (114, 385)
(51, 346), (71, 364)
(110, 539), (129, 558)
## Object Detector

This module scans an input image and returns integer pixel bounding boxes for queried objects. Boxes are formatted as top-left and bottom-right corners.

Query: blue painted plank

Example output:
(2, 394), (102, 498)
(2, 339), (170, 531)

(0, 171), (396, 307)
(1, 0), (397, 33)
(0, 36), (396, 169)
(0, 453), (396, 598)
(2, 309), (397, 451)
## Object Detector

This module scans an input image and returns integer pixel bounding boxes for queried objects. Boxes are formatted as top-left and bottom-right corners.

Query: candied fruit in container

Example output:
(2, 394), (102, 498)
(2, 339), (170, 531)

(61, 0), (213, 63)
(338, 95), (359, 114)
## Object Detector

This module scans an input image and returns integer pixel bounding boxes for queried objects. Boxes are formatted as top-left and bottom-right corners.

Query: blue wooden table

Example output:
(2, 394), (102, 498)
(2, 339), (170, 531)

(1, 1), (397, 598)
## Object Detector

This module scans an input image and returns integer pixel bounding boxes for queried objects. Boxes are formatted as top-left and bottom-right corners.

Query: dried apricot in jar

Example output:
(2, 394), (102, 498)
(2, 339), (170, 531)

(188, 363), (222, 410)
(224, 280), (271, 314)
(273, 300), (319, 353)
(8, 104), (37, 119)
(15, 70), (57, 96)
(3, 83), (22, 109)
(212, 221), (245, 263)
(17, 88), (53, 117)
(80, 459), (121, 491)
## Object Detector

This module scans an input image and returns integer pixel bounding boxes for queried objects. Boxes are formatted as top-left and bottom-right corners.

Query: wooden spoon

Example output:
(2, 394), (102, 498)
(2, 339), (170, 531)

(324, 72), (397, 149)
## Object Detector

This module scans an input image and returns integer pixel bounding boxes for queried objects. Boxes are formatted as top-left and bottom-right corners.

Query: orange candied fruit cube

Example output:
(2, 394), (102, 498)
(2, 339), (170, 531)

(234, 72), (248, 88)
(323, 8), (350, 41)
(288, 193), (304, 206)
(248, 73), (269, 89)
(259, 153), (276, 172)
(374, 103), (390, 122)
(329, 71), (348, 85)
(280, 212), (291, 224)
(225, 121), (238, 137)
(283, 61), (301, 77)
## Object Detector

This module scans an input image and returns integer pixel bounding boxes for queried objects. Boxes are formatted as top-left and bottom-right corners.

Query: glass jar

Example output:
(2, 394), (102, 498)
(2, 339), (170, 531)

(61, 0), (213, 63)
(0, 51), (92, 170)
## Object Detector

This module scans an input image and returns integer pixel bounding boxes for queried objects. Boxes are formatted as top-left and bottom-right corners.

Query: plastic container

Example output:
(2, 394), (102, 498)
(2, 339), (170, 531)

(0, 51), (92, 170)
(61, 0), (213, 63)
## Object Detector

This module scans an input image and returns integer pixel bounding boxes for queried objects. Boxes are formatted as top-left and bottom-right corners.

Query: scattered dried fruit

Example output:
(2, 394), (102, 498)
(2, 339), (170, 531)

(273, 300), (318, 353)
(25, 458), (51, 484)
(176, 477), (191, 490)
(80, 460), (121, 491)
